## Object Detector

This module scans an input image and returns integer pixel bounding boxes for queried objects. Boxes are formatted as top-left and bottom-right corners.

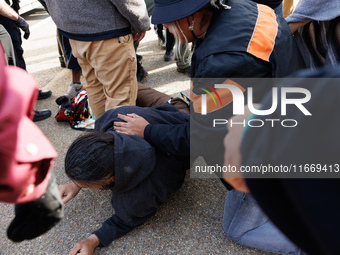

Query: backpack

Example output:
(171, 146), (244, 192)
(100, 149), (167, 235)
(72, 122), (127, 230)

(55, 88), (94, 130)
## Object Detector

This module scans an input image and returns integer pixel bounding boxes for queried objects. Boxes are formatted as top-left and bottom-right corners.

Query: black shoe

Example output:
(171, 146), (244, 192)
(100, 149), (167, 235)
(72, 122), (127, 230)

(164, 51), (174, 61)
(38, 90), (52, 100)
(33, 109), (51, 122)
(137, 61), (148, 82)
(177, 66), (191, 76)
(158, 37), (166, 50)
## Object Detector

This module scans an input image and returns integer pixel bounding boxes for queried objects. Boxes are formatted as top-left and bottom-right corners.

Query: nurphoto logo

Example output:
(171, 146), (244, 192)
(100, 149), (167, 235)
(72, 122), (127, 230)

(199, 84), (312, 128)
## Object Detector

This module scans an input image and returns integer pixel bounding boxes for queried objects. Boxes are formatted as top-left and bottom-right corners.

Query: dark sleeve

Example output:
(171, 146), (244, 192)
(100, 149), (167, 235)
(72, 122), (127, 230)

(190, 52), (272, 166)
(110, 0), (150, 32)
(242, 66), (340, 255)
(93, 212), (153, 247)
(144, 122), (190, 157)
(251, 0), (282, 9)
(93, 174), (170, 246)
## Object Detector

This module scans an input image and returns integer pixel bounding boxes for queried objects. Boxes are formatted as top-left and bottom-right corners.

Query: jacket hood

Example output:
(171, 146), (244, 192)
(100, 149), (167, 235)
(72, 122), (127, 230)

(95, 105), (189, 192)
(95, 104), (189, 193)
(108, 130), (156, 193)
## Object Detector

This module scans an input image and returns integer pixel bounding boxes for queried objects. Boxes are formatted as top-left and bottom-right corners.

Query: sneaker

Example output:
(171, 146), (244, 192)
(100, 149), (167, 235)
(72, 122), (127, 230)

(137, 62), (148, 83)
(38, 90), (52, 100)
(177, 66), (191, 76)
(66, 82), (83, 99)
(158, 37), (166, 50)
(164, 50), (174, 61)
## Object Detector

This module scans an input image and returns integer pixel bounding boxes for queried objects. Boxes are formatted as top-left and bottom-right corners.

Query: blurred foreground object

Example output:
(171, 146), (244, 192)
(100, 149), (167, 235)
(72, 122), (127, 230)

(0, 45), (63, 241)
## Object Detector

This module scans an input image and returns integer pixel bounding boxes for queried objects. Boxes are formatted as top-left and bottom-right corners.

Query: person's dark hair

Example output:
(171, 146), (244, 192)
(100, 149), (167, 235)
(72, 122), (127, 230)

(65, 131), (115, 185)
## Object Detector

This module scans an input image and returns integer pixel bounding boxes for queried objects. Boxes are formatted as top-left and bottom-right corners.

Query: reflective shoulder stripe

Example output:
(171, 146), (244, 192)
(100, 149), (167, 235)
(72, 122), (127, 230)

(191, 79), (245, 114)
(247, 4), (278, 62)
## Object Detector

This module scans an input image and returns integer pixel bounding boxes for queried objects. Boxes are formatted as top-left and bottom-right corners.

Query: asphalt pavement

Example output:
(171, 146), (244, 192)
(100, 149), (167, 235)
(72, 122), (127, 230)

(0, 7), (276, 255)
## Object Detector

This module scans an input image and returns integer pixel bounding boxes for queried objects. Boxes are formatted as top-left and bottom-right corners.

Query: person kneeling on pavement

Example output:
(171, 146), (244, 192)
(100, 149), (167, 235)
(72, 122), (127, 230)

(59, 104), (190, 254)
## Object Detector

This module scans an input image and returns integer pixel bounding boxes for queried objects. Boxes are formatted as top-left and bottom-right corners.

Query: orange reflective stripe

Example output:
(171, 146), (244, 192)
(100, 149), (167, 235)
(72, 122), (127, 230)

(247, 4), (278, 62)
(191, 79), (245, 113)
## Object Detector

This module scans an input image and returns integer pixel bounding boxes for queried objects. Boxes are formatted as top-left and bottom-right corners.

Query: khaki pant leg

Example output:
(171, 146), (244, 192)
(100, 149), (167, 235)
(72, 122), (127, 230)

(70, 35), (137, 119)
(69, 39), (106, 119)
(283, 0), (295, 18)
(136, 82), (171, 107)
(136, 83), (189, 114)
(92, 35), (137, 113)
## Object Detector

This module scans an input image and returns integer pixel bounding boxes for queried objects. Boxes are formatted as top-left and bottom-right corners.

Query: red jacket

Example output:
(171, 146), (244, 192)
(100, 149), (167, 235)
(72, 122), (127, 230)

(0, 45), (57, 203)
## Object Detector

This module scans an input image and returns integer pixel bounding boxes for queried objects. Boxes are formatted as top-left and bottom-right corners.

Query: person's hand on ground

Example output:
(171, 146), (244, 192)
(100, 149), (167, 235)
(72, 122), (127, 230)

(69, 234), (100, 255)
(59, 182), (81, 204)
(113, 113), (149, 138)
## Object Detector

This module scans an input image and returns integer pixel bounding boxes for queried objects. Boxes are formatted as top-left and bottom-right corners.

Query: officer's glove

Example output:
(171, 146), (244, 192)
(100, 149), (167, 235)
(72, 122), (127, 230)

(15, 16), (30, 39)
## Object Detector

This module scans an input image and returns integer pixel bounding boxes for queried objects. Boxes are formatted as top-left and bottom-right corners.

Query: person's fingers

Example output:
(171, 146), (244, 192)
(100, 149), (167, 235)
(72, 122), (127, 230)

(113, 121), (126, 127)
(59, 186), (65, 196)
(114, 125), (124, 131)
(224, 177), (249, 193)
(137, 35), (145, 42)
(116, 130), (129, 135)
(59, 186), (68, 203)
(69, 243), (81, 255)
(134, 32), (143, 42)
(62, 194), (73, 204)
(134, 32), (146, 42)
(288, 20), (311, 34)
(114, 125), (128, 133)
(60, 192), (67, 202)
(126, 113), (139, 118)
(114, 113), (139, 128)
(116, 114), (133, 121)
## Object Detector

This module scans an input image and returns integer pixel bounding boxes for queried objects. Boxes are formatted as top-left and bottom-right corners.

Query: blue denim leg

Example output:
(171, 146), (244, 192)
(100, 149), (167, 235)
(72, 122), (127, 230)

(274, 2), (284, 17)
(223, 189), (304, 255)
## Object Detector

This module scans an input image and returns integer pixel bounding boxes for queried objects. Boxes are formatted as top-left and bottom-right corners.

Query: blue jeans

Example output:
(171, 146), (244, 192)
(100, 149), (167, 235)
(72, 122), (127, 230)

(223, 189), (305, 255)
(274, 2), (283, 17)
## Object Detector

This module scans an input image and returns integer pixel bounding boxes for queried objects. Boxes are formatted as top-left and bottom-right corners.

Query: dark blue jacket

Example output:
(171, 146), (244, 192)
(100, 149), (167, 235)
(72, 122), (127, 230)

(93, 105), (189, 246)
(190, 0), (305, 166)
(141, 0), (306, 184)
(243, 65), (340, 255)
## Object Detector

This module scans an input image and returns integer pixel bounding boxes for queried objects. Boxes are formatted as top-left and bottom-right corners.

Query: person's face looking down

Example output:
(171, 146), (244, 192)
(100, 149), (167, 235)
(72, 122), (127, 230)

(73, 176), (115, 190)
(164, 18), (193, 43)
(164, 9), (212, 43)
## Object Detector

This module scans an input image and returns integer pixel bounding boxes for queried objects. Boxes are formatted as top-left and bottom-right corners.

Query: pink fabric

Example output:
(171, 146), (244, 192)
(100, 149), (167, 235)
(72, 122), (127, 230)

(0, 46), (58, 203)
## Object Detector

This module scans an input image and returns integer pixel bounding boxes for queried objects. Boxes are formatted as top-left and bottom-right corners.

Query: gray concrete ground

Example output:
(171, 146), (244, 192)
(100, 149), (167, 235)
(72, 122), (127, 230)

(0, 8), (276, 255)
